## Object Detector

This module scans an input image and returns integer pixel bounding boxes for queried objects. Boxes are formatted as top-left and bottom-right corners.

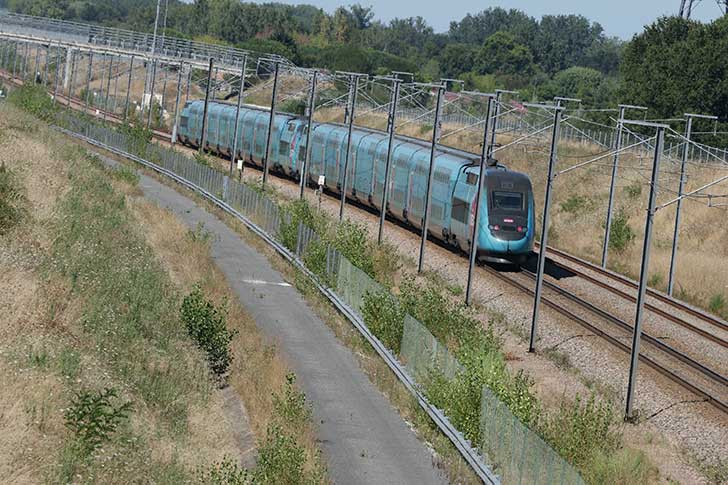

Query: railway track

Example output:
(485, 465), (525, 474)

(479, 263), (728, 415)
(540, 243), (728, 340)
(5, 71), (727, 417)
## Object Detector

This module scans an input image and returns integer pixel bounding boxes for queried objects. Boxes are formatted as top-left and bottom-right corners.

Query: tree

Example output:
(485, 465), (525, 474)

(475, 31), (535, 76)
(438, 43), (477, 78)
(350, 4), (374, 30)
(533, 15), (604, 74)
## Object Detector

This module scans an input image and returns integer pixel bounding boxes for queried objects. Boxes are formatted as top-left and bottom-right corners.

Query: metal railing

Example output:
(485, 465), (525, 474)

(0, 11), (291, 69)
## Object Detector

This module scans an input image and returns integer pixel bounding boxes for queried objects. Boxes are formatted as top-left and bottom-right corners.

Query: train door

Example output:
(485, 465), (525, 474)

(450, 169), (477, 250)
(406, 149), (428, 227)
(390, 147), (412, 218)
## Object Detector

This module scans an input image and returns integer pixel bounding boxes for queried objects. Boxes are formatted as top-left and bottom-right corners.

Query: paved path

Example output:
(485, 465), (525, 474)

(100, 154), (446, 485)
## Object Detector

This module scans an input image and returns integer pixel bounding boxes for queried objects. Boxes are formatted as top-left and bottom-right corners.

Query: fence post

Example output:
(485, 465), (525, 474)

(377, 77), (401, 243)
(262, 60), (280, 186)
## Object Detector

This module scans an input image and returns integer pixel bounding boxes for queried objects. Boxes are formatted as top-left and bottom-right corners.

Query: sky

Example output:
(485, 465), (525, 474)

(250, 0), (726, 39)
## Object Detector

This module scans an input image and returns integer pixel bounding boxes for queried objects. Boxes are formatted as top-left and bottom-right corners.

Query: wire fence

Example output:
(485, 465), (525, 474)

(54, 111), (586, 485)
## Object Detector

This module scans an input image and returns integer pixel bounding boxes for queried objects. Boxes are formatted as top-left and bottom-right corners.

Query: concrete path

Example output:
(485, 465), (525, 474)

(100, 154), (446, 484)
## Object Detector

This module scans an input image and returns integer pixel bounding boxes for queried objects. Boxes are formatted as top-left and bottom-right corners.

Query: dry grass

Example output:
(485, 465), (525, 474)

(0, 102), (324, 483)
(128, 197), (324, 474)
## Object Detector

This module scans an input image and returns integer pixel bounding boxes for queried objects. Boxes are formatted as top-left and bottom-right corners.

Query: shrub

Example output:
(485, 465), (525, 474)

(253, 424), (307, 484)
(8, 83), (56, 121)
(120, 122), (153, 157)
(194, 152), (211, 167)
(361, 289), (405, 353)
(272, 374), (311, 426)
(541, 394), (620, 469)
(64, 387), (133, 454)
(180, 285), (238, 380)
(624, 180), (642, 200)
(332, 220), (375, 277)
(560, 194), (589, 214)
(279, 199), (318, 252)
(197, 457), (251, 485)
(709, 293), (726, 316)
(607, 209), (635, 253)
(0, 165), (26, 234)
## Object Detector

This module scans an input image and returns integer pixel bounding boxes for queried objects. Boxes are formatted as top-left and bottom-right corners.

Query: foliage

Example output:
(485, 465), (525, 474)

(474, 31), (536, 77)
(560, 194), (589, 214)
(120, 121), (153, 157)
(8, 83), (56, 121)
(607, 208), (635, 253)
(197, 457), (251, 485)
(361, 289), (405, 353)
(253, 424), (308, 484)
(709, 293), (726, 317)
(272, 374), (311, 426)
(64, 387), (133, 453)
(180, 284), (238, 380)
(0, 164), (26, 235)
(541, 394), (620, 468)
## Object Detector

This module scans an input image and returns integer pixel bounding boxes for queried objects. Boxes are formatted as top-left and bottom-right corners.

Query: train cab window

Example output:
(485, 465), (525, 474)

(180, 116), (188, 128)
(452, 197), (469, 223)
(492, 191), (524, 211)
(466, 173), (478, 185)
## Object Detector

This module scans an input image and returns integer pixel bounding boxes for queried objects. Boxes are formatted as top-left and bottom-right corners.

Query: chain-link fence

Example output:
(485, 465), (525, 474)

(57, 112), (588, 484)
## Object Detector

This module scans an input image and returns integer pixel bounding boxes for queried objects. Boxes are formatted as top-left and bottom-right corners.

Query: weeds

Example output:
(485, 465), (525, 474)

(560, 195), (589, 214)
(272, 374), (311, 426)
(607, 209), (635, 253)
(708, 293), (726, 316)
(58, 347), (81, 379)
(180, 285), (238, 381)
(197, 457), (251, 484)
(8, 84), (55, 121)
(64, 387), (133, 454)
(0, 164), (26, 234)
(361, 288), (405, 353)
(624, 180), (642, 199)
(110, 165), (139, 186)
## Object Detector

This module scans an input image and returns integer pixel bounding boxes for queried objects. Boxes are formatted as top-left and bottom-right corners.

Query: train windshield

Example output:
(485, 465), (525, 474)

(492, 191), (523, 211)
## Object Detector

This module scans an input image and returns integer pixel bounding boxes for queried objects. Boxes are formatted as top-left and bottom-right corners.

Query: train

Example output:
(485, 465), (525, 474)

(177, 100), (535, 264)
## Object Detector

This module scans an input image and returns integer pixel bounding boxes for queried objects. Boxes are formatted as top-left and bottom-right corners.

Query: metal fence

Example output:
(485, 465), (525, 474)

(55, 111), (588, 484)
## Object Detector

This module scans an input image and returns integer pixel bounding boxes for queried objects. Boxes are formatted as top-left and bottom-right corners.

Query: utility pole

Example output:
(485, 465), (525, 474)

(123, 55), (134, 121)
(528, 103), (565, 352)
(171, 62), (185, 145)
(488, 89), (518, 158)
(199, 58), (214, 153)
(602, 104), (647, 269)
(625, 121), (667, 421)
(262, 60), (281, 186)
(667, 113), (718, 296)
(84, 51), (94, 113)
(417, 82), (446, 273)
(464, 92), (496, 305)
(299, 70), (319, 200)
(229, 56), (248, 174)
(338, 71), (365, 221)
(376, 75), (402, 243)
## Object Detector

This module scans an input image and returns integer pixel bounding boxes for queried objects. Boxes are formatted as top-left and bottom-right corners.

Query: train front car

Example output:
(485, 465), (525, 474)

(476, 168), (535, 265)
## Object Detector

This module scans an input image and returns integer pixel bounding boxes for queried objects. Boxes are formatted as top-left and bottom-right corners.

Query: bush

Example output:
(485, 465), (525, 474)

(0, 165), (26, 234)
(361, 289), (405, 353)
(560, 194), (589, 214)
(253, 424), (308, 484)
(624, 180), (642, 200)
(541, 394), (620, 469)
(8, 83), (56, 121)
(64, 387), (133, 454)
(709, 293), (726, 317)
(607, 209), (635, 253)
(272, 374), (311, 426)
(198, 457), (251, 485)
(180, 285), (238, 380)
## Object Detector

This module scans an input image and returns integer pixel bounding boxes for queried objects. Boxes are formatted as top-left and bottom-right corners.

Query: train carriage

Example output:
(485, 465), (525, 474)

(178, 100), (535, 264)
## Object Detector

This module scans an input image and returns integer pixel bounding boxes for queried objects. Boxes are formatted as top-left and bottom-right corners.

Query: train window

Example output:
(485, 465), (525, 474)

(466, 173), (478, 185)
(492, 191), (524, 211)
(180, 116), (188, 128)
(452, 197), (469, 223)
(280, 140), (290, 157)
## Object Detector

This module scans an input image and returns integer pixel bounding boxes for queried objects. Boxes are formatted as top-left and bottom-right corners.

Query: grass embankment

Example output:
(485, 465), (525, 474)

(0, 95), (325, 483)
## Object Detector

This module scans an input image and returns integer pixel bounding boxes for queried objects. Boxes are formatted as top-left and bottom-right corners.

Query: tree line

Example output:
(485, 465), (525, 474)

(3, 0), (727, 146)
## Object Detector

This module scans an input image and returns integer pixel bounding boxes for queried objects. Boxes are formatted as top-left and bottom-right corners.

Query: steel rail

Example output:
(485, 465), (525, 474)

(539, 243), (728, 336)
(478, 264), (728, 416)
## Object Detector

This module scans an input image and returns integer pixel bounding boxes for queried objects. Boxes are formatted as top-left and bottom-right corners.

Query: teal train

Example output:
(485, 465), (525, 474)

(178, 100), (535, 264)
